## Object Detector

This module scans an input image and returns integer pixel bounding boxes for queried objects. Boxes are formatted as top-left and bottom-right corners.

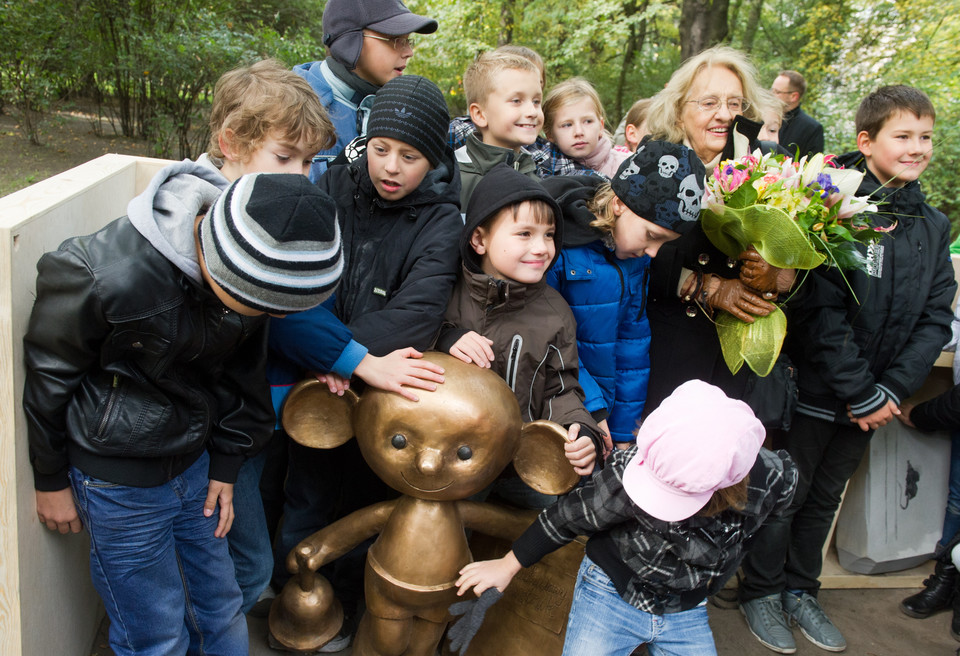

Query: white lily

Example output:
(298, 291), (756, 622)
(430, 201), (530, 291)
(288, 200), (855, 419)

(800, 153), (826, 188)
(829, 167), (866, 197)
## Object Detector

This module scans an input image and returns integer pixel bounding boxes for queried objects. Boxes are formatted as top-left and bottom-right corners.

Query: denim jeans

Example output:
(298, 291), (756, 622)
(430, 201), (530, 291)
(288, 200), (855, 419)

(941, 430), (960, 547)
(561, 556), (717, 656)
(228, 447), (273, 613)
(740, 413), (872, 600)
(70, 452), (247, 656)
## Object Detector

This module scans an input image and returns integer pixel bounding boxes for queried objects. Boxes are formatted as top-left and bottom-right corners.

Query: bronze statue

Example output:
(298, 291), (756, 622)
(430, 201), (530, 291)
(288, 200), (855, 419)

(269, 352), (578, 656)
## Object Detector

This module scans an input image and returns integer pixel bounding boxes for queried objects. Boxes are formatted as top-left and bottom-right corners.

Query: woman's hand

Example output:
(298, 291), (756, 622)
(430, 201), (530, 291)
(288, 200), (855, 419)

(705, 275), (776, 322)
(739, 247), (796, 298)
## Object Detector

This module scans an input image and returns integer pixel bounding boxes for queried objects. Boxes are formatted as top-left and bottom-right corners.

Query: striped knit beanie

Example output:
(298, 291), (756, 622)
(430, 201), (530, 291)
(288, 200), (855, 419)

(198, 173), (343, 314)
(366, 75), (449, 167)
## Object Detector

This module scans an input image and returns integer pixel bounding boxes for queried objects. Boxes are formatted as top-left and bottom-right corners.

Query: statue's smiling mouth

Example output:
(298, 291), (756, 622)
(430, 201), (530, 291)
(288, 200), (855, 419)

(401, 473), (452, 493)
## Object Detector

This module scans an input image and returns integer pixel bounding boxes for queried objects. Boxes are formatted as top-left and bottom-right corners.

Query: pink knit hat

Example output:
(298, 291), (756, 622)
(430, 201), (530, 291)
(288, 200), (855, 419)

(622, 380), (765, 522)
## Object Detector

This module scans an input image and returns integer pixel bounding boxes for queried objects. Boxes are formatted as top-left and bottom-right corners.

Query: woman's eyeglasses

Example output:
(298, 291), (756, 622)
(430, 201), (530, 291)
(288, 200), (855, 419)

(685, 96), (750, 113)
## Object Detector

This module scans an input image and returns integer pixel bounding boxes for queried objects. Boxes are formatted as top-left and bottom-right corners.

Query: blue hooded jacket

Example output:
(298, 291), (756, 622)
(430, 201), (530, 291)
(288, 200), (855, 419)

(545, 176), (651, 444)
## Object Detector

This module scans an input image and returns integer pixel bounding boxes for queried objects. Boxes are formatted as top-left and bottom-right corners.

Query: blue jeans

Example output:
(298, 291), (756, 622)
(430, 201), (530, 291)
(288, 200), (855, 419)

(562, 556), (717, 656)
(228, 448), (273, 613)
(941, 430), (960, 547)
(70, 452), (247, 656)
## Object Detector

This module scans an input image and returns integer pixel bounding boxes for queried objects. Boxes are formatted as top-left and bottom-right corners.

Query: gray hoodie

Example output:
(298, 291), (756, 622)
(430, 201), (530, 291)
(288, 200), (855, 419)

(126, 154), (229, 283)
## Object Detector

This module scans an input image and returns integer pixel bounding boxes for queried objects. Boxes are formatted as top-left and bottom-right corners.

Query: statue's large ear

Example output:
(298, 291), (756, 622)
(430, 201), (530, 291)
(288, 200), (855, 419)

(281, 379), (359, 449)
(514, 420), (579, 495)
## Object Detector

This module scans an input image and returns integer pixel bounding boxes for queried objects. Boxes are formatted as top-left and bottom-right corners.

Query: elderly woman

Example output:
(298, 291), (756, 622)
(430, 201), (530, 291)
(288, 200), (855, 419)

(641, 45), (793, 422)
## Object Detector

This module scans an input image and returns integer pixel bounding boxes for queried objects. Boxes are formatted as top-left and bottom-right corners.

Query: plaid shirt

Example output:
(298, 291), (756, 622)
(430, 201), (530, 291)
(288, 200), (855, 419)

(447, 116), (597, 179)
(512, 447), (797, 614)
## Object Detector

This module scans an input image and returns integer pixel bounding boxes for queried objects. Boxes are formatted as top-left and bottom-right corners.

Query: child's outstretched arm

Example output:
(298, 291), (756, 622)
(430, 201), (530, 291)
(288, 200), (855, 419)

(353, 348), (445, 401)
(456, 550), (524, 597)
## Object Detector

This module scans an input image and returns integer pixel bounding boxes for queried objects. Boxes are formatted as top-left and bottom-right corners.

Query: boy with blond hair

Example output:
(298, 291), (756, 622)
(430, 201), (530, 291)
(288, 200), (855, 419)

(455, 50), (545, 207)
(208, 60), (446, 616)
(23, 58), (346, 653)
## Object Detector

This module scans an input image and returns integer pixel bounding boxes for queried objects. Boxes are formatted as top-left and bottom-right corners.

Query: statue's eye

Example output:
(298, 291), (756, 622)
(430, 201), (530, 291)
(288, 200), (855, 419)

(457, 445), (473, 461)
(391, 434), (407, 449)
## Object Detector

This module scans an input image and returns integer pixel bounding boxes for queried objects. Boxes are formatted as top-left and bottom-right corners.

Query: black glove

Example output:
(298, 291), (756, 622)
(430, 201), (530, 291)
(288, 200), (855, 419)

(446, 588), (503, 655)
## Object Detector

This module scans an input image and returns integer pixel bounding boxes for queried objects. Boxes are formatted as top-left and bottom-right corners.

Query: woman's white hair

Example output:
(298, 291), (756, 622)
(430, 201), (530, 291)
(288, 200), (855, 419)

(645, 45), (777, 146)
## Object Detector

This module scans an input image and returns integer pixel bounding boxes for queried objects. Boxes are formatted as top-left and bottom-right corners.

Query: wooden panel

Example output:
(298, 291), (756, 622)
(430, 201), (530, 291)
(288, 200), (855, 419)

(0, 155), (172, 656)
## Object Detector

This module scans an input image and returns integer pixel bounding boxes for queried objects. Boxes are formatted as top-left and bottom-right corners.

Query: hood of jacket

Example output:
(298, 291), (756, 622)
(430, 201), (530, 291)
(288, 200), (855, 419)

(457, 132), (538, 177)
(126, 154), (229, 284)
(542, 175), (608, 248)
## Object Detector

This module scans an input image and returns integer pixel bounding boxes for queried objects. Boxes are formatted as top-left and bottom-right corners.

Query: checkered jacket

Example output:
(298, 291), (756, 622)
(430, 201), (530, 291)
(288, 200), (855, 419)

(512, 447), (797, 614)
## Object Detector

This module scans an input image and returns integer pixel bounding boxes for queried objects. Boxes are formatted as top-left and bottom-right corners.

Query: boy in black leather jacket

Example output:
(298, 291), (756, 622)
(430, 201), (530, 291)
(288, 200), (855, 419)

(23, 171), (341, 656)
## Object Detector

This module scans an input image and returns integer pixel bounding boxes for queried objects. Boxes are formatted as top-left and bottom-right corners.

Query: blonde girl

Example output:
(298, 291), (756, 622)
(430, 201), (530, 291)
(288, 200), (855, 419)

(543, 78), (630, 178)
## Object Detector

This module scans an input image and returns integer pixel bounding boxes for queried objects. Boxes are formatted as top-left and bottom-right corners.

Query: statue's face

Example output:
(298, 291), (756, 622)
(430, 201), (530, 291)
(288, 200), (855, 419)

(355, 353), (522, 501)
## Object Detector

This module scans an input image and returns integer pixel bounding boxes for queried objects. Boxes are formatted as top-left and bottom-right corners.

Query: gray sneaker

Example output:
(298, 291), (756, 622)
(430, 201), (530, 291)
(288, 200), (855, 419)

(782, 591), (847, 652)
(740, 594), (797, 654)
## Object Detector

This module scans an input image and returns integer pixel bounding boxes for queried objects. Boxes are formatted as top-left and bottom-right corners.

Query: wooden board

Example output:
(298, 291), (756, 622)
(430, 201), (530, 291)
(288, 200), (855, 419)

(0, 155), (173, 656)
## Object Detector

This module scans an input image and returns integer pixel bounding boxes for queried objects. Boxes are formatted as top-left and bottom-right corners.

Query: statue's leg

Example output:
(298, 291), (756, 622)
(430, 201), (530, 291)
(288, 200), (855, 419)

(404, 616), (448, 656)
(351, 613), (412, 656)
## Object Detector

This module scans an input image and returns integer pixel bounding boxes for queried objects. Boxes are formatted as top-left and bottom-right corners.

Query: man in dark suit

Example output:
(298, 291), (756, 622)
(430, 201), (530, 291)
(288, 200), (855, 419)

(772, 70), (824, 158)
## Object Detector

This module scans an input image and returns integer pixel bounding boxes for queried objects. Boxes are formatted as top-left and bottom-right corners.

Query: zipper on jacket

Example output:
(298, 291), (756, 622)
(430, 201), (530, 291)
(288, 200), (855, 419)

(602, 250), (626, 302)
(637, 267), (650, 320)
(505, 335), (523, 391)
(95, 374), (122, 439)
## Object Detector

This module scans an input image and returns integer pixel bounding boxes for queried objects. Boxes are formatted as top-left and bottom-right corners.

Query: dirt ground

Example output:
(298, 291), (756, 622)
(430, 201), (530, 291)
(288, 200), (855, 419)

(0, 106), (153, 198)
(90, 587), (960, 656)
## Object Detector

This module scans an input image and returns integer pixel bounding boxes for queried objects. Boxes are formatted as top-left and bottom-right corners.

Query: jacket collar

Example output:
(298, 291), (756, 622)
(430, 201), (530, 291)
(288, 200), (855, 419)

(462, 264), (543, 310)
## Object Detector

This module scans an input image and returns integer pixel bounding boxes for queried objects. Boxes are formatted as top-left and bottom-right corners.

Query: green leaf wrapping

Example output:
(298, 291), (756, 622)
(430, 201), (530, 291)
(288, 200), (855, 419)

(702, 205), (827, 270)
(716, 307), (788, 377)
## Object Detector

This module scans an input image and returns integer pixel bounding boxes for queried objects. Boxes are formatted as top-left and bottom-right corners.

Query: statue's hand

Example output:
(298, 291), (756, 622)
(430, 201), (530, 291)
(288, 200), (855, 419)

(447, 588), (503, 655)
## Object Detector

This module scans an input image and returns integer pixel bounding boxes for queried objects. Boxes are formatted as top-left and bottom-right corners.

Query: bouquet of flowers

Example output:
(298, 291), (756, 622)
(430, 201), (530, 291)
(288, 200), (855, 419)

(700, 150), (886, 377)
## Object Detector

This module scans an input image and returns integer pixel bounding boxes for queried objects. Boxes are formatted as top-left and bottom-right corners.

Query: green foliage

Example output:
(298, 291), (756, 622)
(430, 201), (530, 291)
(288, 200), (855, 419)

(1, 0), (956, 223)
(0, 0), (83, 144)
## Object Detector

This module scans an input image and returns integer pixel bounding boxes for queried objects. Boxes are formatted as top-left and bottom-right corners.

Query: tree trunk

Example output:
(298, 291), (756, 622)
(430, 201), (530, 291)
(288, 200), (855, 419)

(679, 0), (731, 60)
(614, 0), (649, 120)
(498, 0), (515, 45)
(740, 0), (765, 53)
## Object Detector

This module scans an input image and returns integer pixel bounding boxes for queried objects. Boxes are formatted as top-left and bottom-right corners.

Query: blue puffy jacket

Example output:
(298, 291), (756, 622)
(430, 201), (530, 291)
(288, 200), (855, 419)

(547, 243), (651, 444)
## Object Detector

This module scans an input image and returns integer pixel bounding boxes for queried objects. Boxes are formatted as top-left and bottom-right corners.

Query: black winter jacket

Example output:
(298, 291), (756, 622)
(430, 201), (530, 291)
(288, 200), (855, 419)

(787, 153), (956, 424)
(23, 217), (274, 490)
(311, 149), (462, 355)
(644, 117), (786, 416)
(779, 105), (825, 159)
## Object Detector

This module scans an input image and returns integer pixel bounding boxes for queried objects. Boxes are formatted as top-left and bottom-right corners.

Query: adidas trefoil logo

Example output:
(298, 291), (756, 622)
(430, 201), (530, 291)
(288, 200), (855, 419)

(394, 107), (412, 120)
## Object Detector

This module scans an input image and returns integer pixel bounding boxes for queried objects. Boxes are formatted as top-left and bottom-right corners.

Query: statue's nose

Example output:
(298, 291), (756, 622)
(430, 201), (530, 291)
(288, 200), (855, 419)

(417, 449), (442, 475)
